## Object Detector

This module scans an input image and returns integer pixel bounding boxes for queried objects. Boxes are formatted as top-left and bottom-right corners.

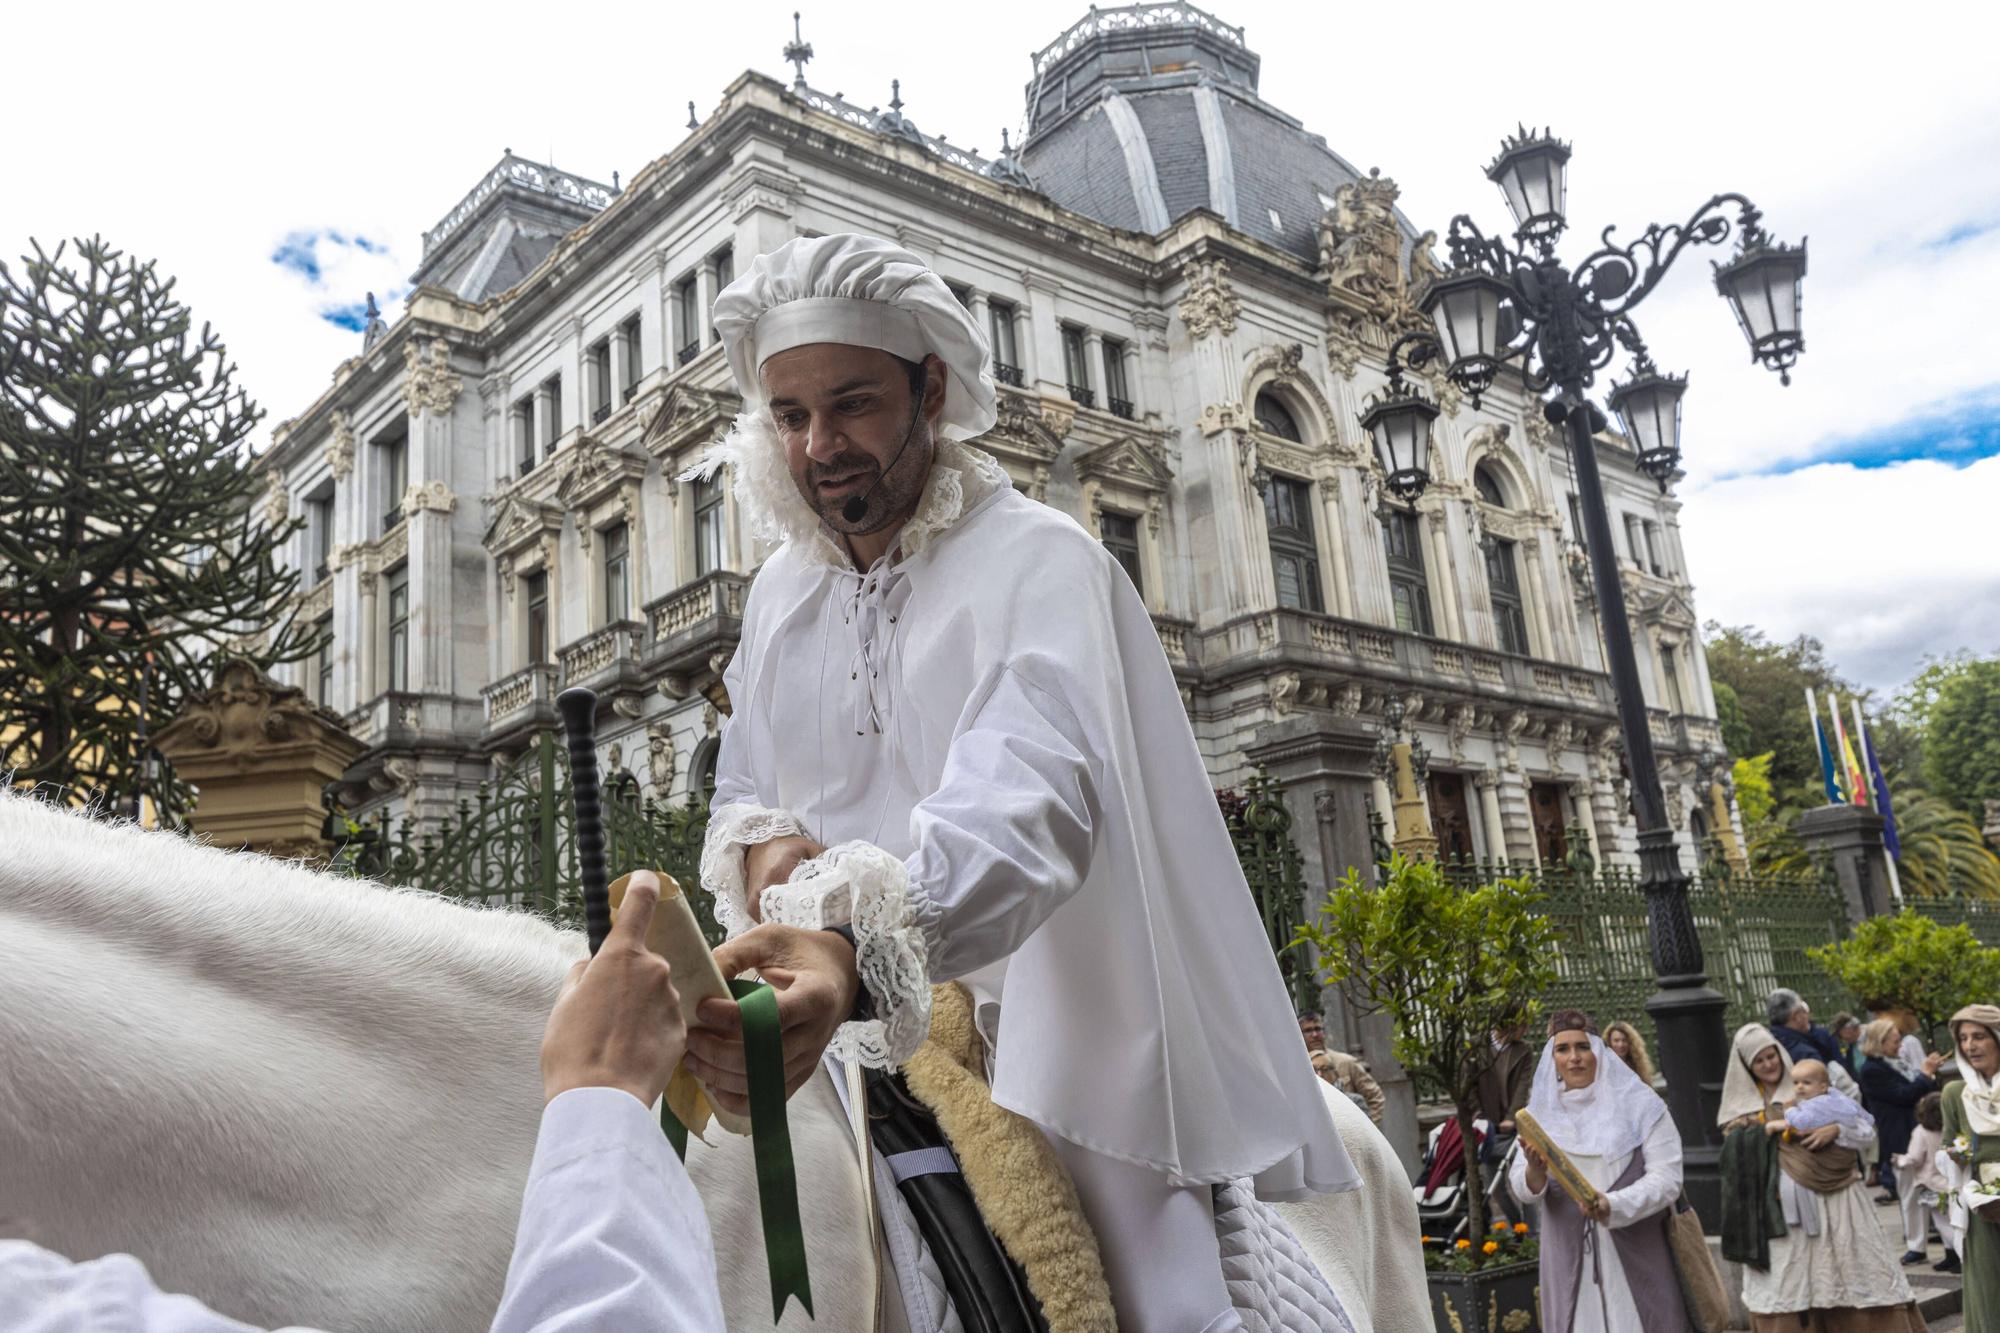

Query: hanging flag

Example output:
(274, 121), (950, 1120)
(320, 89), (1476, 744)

(1806, 686), (1842, 804)
(1859, 711), (1903, 861)
(1831, 694), (1869, 808)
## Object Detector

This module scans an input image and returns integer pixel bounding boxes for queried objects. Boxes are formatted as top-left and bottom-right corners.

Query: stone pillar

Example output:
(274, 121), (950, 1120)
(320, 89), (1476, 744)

(1082, 327), (1104, 400)
(155, 663), (365, 862)
(1795, 805), (1896, 924)
(1122, 342), (1142, 414)
(697, 262), (717, 349)
(1476, 768), (1508, 862)
(969, 291), (990, 344)
(1022, 272), (1064, 394)
(1248, 714), (1421, 1171)
(1318, 475), (1356, 620)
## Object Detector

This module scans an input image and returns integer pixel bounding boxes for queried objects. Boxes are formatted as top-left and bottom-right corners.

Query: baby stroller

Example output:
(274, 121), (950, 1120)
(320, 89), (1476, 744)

(1413, 1116), (1525, 1242)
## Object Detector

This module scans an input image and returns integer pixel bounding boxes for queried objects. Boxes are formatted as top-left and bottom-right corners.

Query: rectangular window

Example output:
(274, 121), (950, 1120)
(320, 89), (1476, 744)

(308, 496), (333, 583)
(1381, 508), (1433, 635)
(513, 397), (536, 475)
(1100, 509), (1143, 595)
(385, 565), (410, 692)
(1643, 519), (1665, 575)
(620, 315), (643, 400)
(588, 338), (612, 424)
(542, 375), (562, 455)
(712, 246), (733, 295)
(988, 299), (1022, 385)
(676, 277), (700, 364)
(378, 428), (407, 534)
(602, 522), (629, 623)
(1061, 325), (1093, 406)
(1102, 337), (1133, 418)
(315, 614), (334, 706)
(1486, 538), (1531, 656)
(1264, 475), (1324, 613)
(694, 477), (725, 577)
(525, 571), (550, 665)
(1661, 643), (1686, 713)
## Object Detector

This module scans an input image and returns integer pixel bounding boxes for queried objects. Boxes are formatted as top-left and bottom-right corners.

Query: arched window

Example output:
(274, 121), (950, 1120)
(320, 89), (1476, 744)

(1253, 391), (1303, 442)
(1474, 462), (1508, 508)
(690, 737), (721, 810)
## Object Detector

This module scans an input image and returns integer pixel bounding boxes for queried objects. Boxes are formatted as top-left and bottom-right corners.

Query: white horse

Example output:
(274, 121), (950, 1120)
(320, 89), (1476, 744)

(0, 791), (1425, 1331)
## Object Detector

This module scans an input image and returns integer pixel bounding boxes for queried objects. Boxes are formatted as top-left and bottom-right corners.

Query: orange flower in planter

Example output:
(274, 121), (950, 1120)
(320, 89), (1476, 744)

(1513, 1222), (1530, 1235)
(1455, 1238), (1472, 1250)
(1482, 1240), (1499, 1255)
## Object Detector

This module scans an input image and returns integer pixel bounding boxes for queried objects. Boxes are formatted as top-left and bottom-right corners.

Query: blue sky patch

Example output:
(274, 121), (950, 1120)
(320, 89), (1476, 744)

(1744, 385), (2000, 477)
(271, 229), (392, 285)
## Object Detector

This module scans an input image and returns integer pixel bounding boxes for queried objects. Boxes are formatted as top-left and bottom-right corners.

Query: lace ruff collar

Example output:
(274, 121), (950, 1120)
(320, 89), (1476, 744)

(686, 409), (1013, 570)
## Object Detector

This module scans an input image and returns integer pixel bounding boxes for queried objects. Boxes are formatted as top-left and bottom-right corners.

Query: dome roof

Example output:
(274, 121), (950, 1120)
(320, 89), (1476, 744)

(1018, 4), (1415, 263)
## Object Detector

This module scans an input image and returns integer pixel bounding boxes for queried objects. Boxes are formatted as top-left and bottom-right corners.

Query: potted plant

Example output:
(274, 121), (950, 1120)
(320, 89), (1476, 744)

(1294, 855), (1559, 1330)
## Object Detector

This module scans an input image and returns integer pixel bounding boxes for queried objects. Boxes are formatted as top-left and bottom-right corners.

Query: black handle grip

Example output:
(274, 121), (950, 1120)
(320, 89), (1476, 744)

(556, 686), (612, 954)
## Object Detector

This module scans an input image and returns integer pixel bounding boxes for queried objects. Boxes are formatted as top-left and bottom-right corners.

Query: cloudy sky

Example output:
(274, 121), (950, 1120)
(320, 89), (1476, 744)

(7, 0), (1996, 692)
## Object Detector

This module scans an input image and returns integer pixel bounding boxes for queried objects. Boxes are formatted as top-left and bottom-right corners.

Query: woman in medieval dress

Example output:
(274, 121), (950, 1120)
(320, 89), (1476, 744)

(1718, 1024), (1928, 1331)
(1940, 1004), (2000, 1328)
(1508, 1010), (1691, 1331)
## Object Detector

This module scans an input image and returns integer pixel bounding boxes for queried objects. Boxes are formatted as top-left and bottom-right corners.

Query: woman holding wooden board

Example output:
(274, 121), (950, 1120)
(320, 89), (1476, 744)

(1508, 1011), (1693, 1331)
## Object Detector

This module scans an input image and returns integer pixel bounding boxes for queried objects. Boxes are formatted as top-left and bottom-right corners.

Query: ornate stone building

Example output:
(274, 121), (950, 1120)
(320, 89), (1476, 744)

(256, 2), (1727, 901)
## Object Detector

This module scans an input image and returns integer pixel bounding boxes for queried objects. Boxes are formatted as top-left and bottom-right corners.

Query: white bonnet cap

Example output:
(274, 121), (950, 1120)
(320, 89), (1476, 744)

(712, 232), (997, 440)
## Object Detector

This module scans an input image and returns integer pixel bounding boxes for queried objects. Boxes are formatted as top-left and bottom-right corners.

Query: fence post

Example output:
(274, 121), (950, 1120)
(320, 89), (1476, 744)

(537, 733), (559, 917)
(1794, 805), (1894, 925)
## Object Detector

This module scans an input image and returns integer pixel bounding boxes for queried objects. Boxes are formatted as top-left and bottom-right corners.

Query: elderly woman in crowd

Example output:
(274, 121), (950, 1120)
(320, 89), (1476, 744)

(1857, 1017), (1945, 1206)
(1941, 1003), (2000, 1328)
(1508, 1010), (1687, 1331)
(1718, 1024), (1927, 1331)
(1603, 1020), (1657, 1087)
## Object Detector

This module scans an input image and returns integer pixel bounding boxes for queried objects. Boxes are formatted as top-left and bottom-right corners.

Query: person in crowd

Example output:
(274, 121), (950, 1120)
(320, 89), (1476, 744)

(1858, 1017), (1945, 1204)
(1941, 1004), (2000, 1327)
(1718, 1024), (1927, 1331)
(1300, 1011), (1386, 1125)
(1768, 989), (1863, 1099)
(1602, 1020), (1657, 1087)
(1894, 1091), (1959, 1272)
(1868, 1002), (1932, 1070)
(1477, 1016), (1536, 1169)
(1507, 1010), (1687, 1331)
(0, 871), (727, 1332)
(1831, 1012), (1864, 1074)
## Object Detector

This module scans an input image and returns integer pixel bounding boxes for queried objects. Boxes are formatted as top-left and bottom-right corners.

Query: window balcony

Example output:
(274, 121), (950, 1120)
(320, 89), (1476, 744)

(1067, 384), (1096, 408)
(994, 362), (1025, 387)
(592, 403), (611, 425)
(1108, 396), (1135, 420)
(643, 571), (751, 690)
(482, 663), (560, 742)
(346, 689), (427, 748)
(678, 340), (701, 366)
(622, 384), (637, 404)
(1201, 607), (1617, 717)
(557, 619), (646, 694)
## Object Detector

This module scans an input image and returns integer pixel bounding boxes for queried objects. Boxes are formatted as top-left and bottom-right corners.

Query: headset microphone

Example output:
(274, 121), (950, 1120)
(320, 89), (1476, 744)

(840, 389), (927, 526)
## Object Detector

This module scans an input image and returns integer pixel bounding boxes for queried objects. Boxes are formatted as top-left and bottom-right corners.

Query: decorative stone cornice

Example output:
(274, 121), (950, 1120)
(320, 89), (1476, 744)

(723, 162), (803, 222)
(326, 409), (356, 482)
(260, 474), (288, 527)
(1176, 255), (1239, 339)
(401, 338), (463, 418)
(1074, 434), (1174, 493)
(642, 384), (742, 469)
(484, 492), (565, 559)
(557, 433), (650, 514)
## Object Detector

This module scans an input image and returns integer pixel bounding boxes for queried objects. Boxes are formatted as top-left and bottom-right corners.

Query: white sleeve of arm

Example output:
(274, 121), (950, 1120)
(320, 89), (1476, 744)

(1836, 1115), (1877, 1150)
(1507, 1144), (1545, 1203)
(0, 1240), (308, 1333)
(1607, 1114), (1685, 1227)
(756, 663), (1097, 1069)
(489, 1087), (724, 1333)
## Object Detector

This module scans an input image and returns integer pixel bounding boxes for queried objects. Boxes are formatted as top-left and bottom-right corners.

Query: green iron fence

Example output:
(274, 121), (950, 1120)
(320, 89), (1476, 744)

(330, 731), (723, 945)
(1220, 771), (1319, 1015)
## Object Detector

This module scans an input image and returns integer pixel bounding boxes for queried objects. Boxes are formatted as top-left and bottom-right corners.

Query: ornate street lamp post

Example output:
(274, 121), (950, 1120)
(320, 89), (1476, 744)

(1362, 125), (1806, 1220)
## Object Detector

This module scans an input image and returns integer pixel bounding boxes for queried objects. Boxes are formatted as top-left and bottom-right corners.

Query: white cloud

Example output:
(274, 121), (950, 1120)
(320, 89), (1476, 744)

(5, 0), (1998, 682)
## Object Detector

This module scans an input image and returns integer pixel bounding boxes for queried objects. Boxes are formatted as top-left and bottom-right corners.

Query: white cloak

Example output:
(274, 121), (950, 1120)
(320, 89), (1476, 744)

(704, 439), (1355, 1199)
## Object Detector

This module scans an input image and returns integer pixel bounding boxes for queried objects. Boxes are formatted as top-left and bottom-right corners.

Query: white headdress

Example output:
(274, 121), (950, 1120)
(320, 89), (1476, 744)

(1523, 1029), (1667, 1161)
(1716, 1022), (1796, 1127)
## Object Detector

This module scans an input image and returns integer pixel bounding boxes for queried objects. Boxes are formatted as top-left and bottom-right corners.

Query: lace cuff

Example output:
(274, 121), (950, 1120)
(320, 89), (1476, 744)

(701, 802), (809, 939)
(762, 841), (932, 1068)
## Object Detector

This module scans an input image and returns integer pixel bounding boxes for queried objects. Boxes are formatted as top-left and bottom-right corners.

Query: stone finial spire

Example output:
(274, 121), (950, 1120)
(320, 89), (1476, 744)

(783, 11), (814, 90)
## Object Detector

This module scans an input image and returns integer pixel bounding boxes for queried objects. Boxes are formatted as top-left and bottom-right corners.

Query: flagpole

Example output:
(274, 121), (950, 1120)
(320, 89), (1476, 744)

(1806, 686), (1840, 805)
(1828, 692), (1863, 808)
(1854, 700), (1905, 907)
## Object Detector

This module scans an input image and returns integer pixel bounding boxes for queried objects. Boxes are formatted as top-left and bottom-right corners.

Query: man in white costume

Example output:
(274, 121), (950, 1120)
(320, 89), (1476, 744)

(0, 873), (727, 1332)
(680, 233), (1357, 1332)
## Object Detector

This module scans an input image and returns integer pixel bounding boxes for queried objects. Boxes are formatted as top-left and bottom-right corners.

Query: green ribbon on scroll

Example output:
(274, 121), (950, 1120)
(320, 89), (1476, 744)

(661, 978), (814, 1322)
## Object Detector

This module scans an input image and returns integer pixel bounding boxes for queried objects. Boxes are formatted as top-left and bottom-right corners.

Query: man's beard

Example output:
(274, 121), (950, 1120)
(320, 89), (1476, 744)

(796, 427), (932, 536)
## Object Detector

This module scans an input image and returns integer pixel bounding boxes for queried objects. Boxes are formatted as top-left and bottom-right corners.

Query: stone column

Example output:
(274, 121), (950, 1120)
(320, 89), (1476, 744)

(1522, 538), (1555, 660)
(155, 662), (365, 862)
(1425, 506), (1464, 639)
(1082, 328), (1104, 401)
(1022, 272), (1064, 394)
(969, 291), (990, 345)
(696, 262), (717, 349)
(357, 570), (379, 703)
(1795, 805), (1897, 924)
(1318, 473), (1356, 619)
(1122, 342), (1142, 414)
(400, 344), (461, 699)
(1476, 767), (1508, 862)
